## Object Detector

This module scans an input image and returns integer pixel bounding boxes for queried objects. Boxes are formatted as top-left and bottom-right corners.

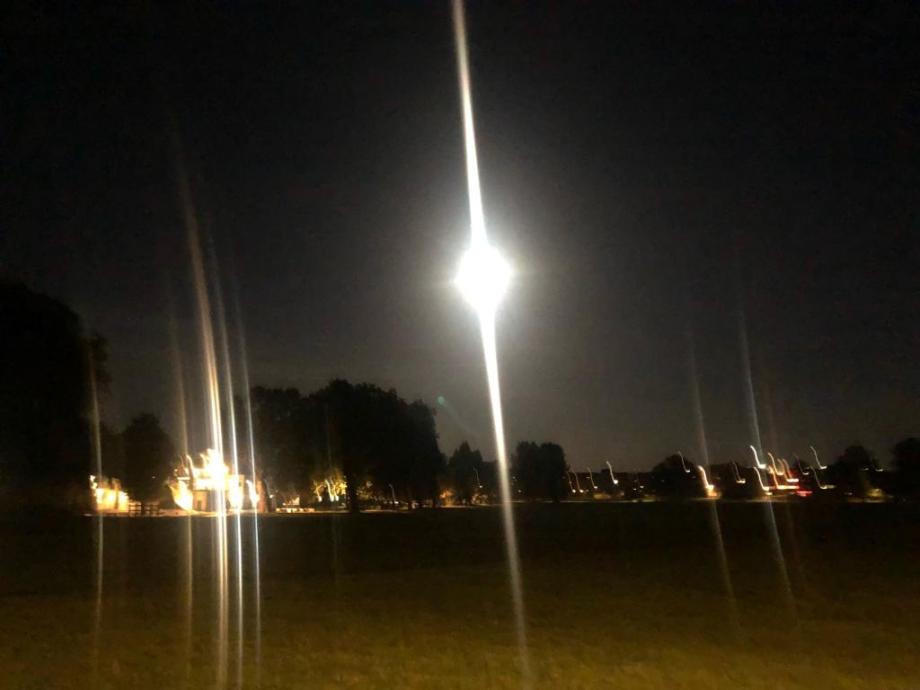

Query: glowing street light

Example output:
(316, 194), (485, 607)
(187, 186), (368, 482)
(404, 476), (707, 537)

(586, 467), (599, 491)
(749, 445), (767, 470)
(730, 461), (747, 484)
(605, 460), (619, 487)
(749, 446), (771, 496)
(568, 470), (584, 494)
(810, 445), (826, 470)
(766, 452), (783, 475)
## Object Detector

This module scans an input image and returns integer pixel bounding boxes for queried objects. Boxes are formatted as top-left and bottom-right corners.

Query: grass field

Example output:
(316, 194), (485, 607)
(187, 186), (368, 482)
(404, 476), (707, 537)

(1, 502), (919, 689)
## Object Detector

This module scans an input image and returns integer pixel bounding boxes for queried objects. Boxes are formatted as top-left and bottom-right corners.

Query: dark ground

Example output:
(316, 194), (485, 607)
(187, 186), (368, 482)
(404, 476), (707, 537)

(1, 502), (918, 688)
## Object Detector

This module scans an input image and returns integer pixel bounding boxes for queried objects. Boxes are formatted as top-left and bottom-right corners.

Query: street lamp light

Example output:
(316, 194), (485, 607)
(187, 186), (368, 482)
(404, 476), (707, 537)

(605, 460), (619, 487)
(586, 467), (599, 491)
(810, 445), (826, 470)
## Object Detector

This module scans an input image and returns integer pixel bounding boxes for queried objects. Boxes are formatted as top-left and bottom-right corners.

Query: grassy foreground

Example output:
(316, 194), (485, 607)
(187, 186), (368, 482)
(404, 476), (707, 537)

(1, 502), (919, 688)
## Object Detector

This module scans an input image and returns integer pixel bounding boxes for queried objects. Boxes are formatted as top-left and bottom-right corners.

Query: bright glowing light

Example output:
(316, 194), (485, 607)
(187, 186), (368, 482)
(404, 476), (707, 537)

(171, 478), (194, 512)
(586, 467), (598, 491)
(455, 242), (512, 314)
(227, 478), (244, 511)
(605, 461), (619, 487)
(89, 474), (130, 513)
(780, 458), (799, 483)
(767, 452), (782, 475)
(168, 449), (258, 514)
(810, 445), (826, 470)
(730, 461), (747, 484)
(696, 465), (716, 497)
(452, 0), (528, 679)
(246, 479), (259, 508)
(749, 445), (767, 470)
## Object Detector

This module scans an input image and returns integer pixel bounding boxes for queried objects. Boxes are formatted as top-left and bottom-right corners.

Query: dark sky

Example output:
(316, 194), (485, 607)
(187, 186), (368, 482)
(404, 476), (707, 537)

(4, 2), (918, 469)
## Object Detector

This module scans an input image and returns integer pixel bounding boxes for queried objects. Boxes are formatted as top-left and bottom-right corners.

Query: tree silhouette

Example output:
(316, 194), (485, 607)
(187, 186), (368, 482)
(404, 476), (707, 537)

(0, 281), (108, 509)
(402, 400), (445, 506)
(891, 437), (920, 498)
(512, 441), (567, 502)
(121, 414), (176, 502)
(827, 444), (881, 498)
(250, 386), (317, 500)
(307, 380), (443, 512)
(651, 454), (706, 499)
(448, 441), (485, 505)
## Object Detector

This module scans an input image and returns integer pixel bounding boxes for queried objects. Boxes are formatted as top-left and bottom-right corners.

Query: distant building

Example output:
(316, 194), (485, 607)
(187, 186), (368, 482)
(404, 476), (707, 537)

(168, 449), (260, 514)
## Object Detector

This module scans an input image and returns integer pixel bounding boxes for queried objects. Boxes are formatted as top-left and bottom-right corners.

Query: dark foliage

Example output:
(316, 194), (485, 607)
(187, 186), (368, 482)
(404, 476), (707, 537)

(0, 281), (107, 509)
(651, 454), (707, 499)
(891, 437), (920, 498)
(512, 441), (568, 502)
(252, 380), (444, 512)
(447, 441), (485, 505)
(827, 444), (882, 498)
(121, 414), (176, 502)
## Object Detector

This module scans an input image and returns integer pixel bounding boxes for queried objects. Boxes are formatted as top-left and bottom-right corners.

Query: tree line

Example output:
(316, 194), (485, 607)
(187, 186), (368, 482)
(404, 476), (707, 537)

(3, 279), (920, 512)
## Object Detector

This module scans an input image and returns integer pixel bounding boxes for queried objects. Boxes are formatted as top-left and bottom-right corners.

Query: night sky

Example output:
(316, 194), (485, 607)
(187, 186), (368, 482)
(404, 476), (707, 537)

(4, 3), (918, 469)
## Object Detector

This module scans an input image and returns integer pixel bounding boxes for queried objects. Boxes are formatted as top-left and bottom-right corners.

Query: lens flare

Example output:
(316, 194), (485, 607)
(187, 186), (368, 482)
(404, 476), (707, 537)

(452, 0), (530, 681)
(455, 243), (512, 314)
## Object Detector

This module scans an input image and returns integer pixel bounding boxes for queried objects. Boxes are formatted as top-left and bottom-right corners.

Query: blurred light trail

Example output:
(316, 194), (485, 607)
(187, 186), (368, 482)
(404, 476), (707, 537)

(210, 253), (246, 690)
(569, 469), (584, 494)
(731, 462), (746, 484)
(166, 304), (195, 681)
(738, 307), (797, 627)
(586, 467), (598, 491)
(452, 0), (530, 683)
(766, 452), (783, 476)
(810, 445), (826, 470)
(605, 461), (619, 487)
(88, 352), (104, 683)
(748, 447), (771, 495)
(233, 289), (262, 685)
(686, 326), (738, 632)
(175, 147), (230, 688)
(780, 458), (799, 483)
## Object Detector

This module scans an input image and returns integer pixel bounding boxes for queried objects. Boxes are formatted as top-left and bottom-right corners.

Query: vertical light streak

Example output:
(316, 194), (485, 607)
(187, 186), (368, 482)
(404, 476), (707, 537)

(570, 469), (583, 494)
(585, 467), (598, 491)
(810, 445), (826, 470)
(88, 353), (104, 683)
(452, 0), (530, 682)
(210, 253), (245, 690)
(687, 325), (738, 632)
(175, 154), (229, 689)
(605, 460), (618, 488)
(452, 0), (486, 244)
(233, 287), (262, 687)
(479, 311), (530, 681)
(167, 307), (195, 682)
(738, 308), (797, 625)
